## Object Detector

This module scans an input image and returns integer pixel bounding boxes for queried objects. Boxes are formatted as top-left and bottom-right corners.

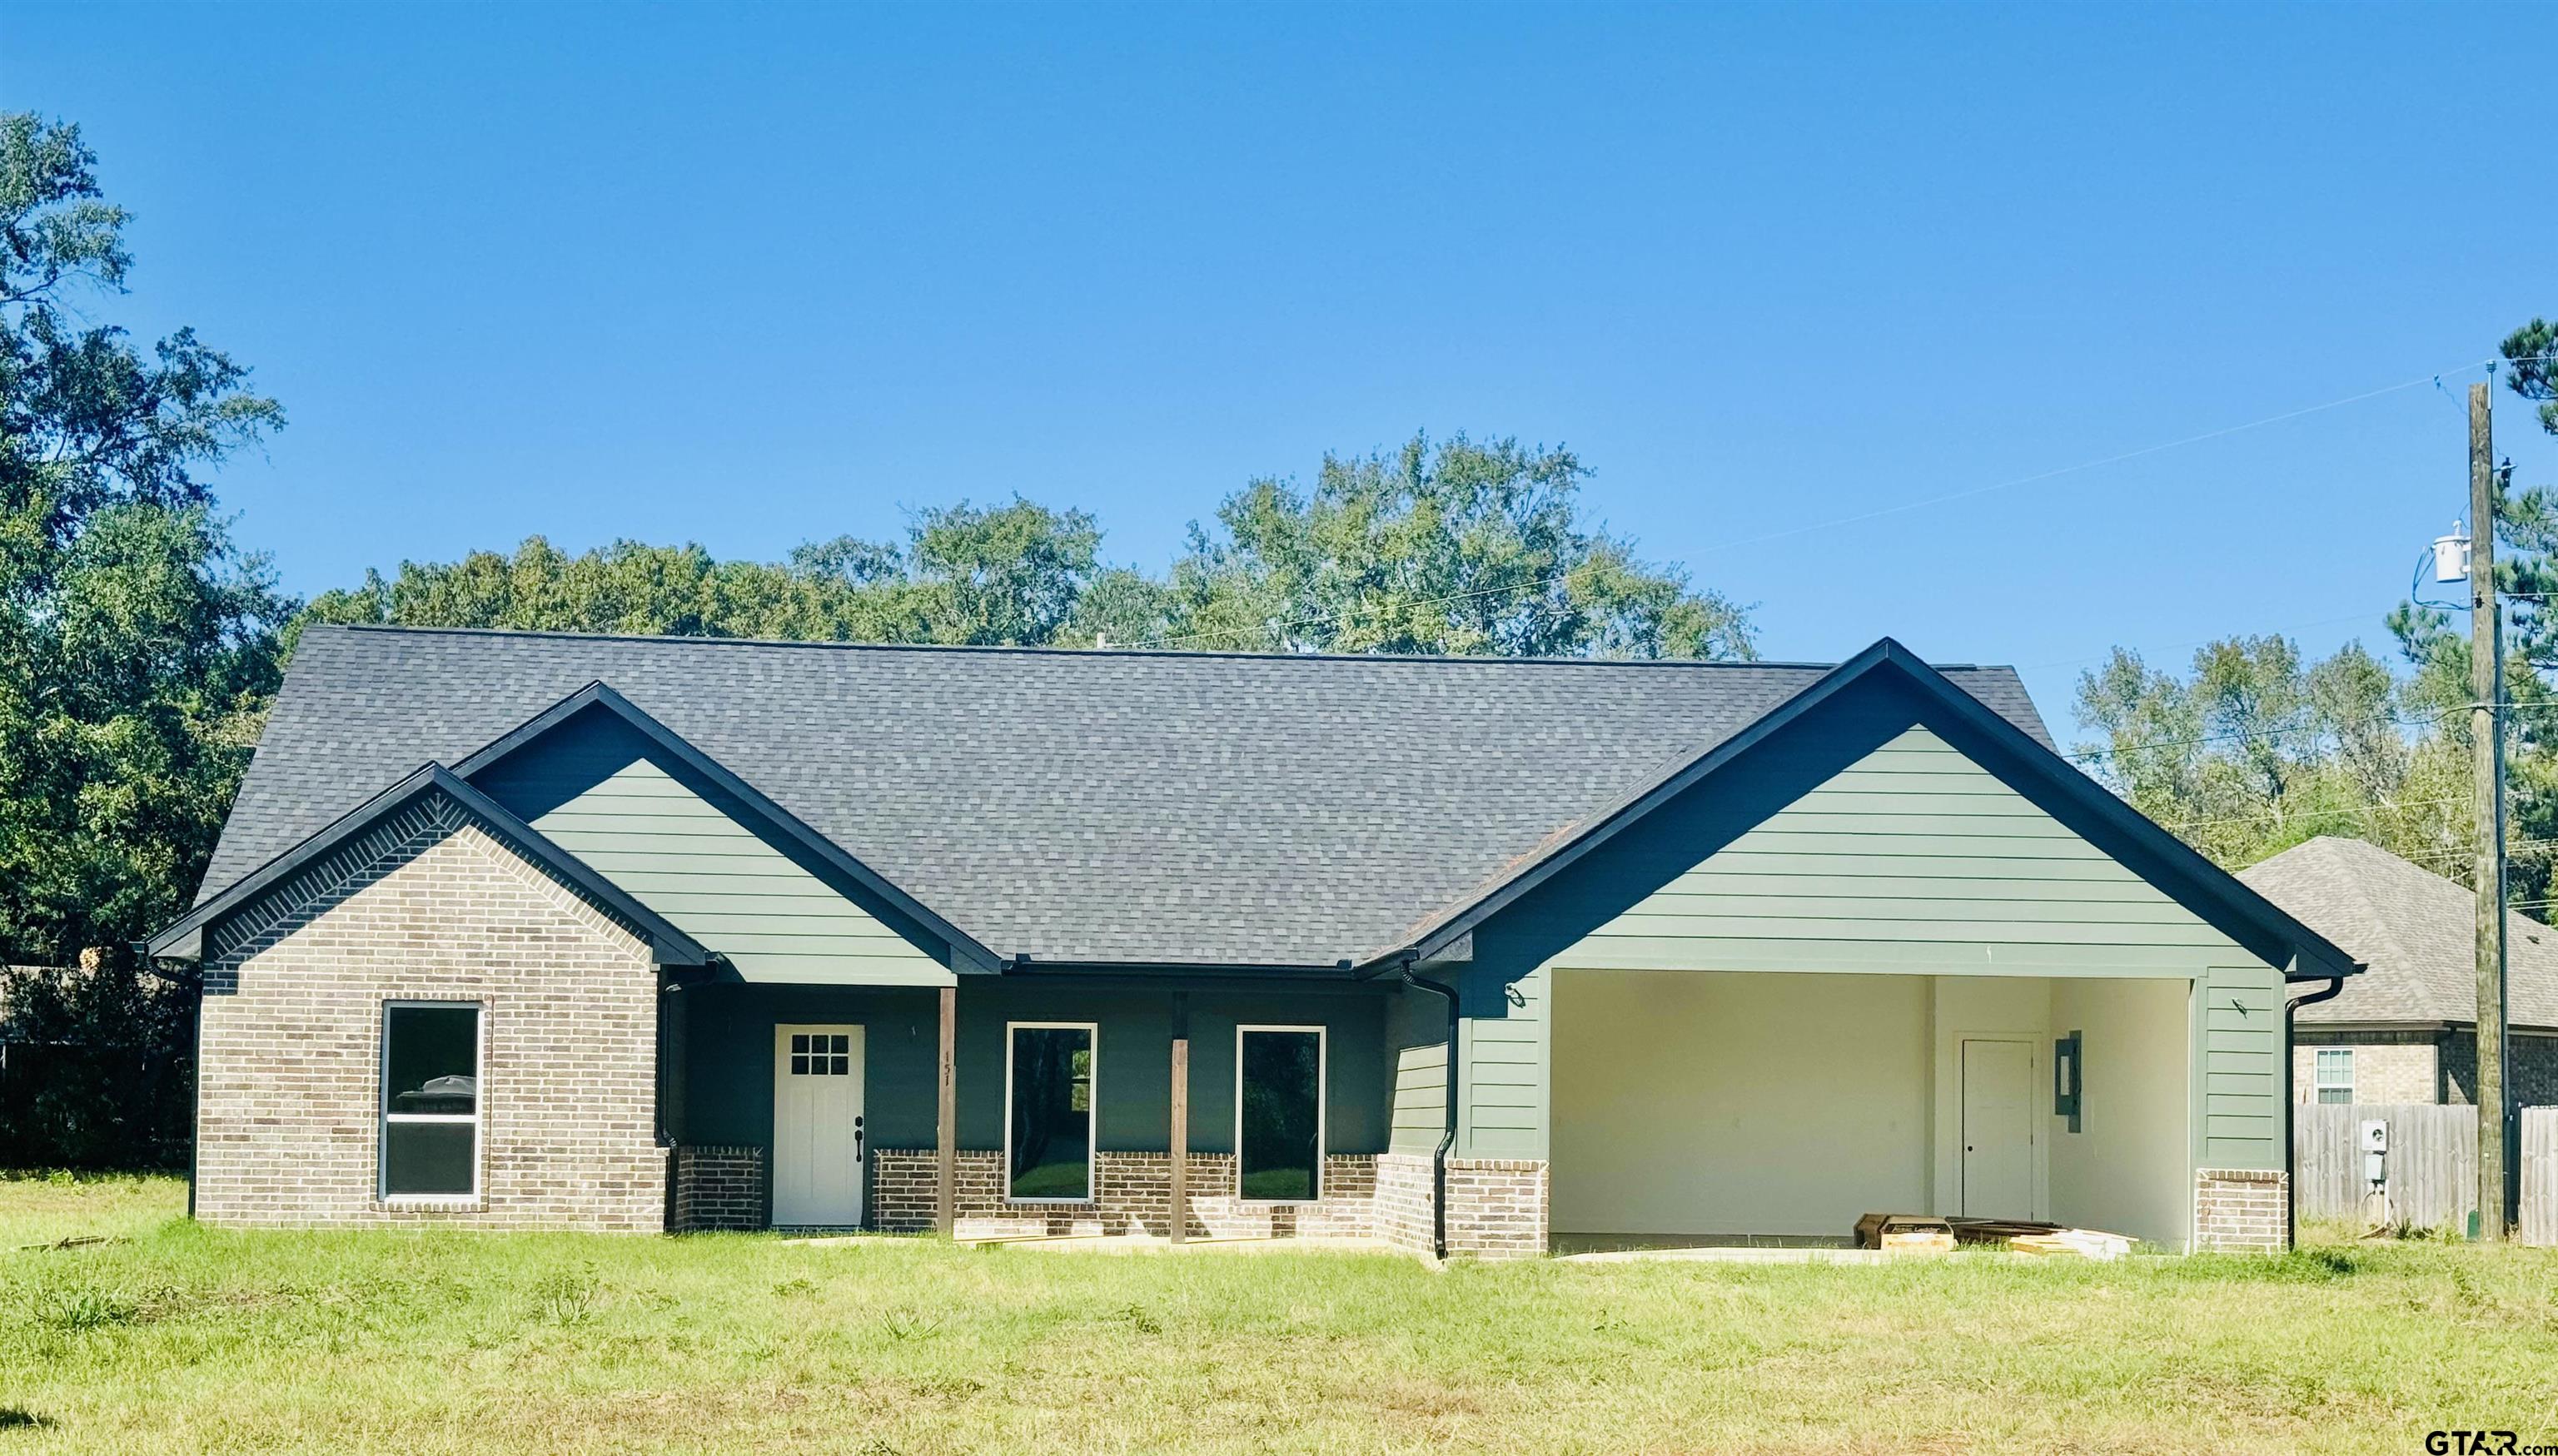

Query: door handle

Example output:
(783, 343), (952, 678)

(854, 1114), (866, 1161)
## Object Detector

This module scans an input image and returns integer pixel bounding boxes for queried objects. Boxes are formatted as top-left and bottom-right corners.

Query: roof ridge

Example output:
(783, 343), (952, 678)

(2322, 838), (2426, 993)
(303, 623), (1998, 672)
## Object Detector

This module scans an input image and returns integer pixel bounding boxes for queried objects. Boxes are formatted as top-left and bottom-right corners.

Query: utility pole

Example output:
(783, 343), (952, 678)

(2470, 380), (2510, 1241)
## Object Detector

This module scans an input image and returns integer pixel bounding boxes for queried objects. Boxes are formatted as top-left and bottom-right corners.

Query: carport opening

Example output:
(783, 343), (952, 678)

(1549, 969), (2191, 1253)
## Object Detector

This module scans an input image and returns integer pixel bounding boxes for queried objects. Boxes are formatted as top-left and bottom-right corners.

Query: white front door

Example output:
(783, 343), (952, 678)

(1960, 1038), (2035, 1219)
(772, 1025), (865, 1227)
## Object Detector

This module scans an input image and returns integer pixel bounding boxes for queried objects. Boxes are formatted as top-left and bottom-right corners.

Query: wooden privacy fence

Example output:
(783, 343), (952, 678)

(2294, 1103), (2476, 1232)
(2293, 1102), (2558, 1244)
(2527, 1108), (2558, 1247)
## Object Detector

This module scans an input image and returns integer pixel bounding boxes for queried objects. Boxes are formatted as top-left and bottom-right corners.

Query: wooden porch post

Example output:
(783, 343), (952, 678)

(1169, 1039), (1190, 1244)
(1168, 991), (1190, 1245)
(935, 984), (957, 1236)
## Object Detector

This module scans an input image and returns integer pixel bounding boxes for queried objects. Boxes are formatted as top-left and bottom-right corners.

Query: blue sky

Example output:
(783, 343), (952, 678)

(12, 3), (2554, 726)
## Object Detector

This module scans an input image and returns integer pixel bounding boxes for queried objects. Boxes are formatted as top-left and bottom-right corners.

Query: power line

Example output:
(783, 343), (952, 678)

(1136, 355), (2506, 650)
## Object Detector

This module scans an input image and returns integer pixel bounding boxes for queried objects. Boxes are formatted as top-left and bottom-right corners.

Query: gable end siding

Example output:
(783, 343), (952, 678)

(475, 717), (954, 986)
(1455, 718), (2282, 1167)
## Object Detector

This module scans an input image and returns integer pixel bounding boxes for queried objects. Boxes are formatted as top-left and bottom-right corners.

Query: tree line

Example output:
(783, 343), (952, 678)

(2075, 317), (2558, 904)
(1, 112), (1754, 1165)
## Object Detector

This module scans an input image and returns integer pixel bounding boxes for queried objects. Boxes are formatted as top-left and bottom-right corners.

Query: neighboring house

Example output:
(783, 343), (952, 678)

(2237, 836), (2558, 1108)
(150, 626), (2359, 1255)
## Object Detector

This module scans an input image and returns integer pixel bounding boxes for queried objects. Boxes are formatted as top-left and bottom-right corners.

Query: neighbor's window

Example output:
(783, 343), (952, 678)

(381, 1002), (480, 1198)
(1237, 1026), (1325, 1202)
(2314, 1047), (2355, 1105)
(1008, 1024), (1095, 1201)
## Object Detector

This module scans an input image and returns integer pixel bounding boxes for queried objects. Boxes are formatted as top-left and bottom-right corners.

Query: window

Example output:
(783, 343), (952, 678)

(2314, 1047), (2355, 1105)
(1237, 1026), (1325, 1202)
(790, 1031), (851, 1076)
(1006, 1023), (1095, 1202)
(381, 1002), (480, 1199)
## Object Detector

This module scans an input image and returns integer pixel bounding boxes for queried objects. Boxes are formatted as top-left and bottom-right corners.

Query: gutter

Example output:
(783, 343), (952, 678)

(2282, 972), (2351, 1250)
(1394, 957), (1461, 1262)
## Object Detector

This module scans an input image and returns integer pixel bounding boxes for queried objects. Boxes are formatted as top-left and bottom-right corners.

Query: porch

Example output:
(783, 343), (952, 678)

(655, 975), (1426, 1248)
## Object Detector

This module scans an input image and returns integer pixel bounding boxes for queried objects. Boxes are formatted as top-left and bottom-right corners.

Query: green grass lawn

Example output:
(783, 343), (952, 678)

(4, 1174), (2556, 1454)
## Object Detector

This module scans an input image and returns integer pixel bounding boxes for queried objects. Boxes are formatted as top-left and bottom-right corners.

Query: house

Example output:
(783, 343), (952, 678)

(2237, 836), (2558, 1108)
(148, 625), (2361, 1255)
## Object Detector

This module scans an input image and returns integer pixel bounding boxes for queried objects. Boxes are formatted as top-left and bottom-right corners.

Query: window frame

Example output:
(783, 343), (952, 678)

(378, 999), (485, 1204)
(1234, 1023), (1327, 1205)
(2313, 1046), (2355, 1106)
(1003, 1020), (1098, 1205)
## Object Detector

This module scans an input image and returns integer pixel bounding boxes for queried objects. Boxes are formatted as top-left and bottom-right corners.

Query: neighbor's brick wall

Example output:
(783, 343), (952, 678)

(2292, 1037), (2439, 1104)
(2192, 1167), (2288, 1253)
(2440, 1031), (2558, 1109)
(196, 817), (665, 1231)
(669, 1145), (764, 1232)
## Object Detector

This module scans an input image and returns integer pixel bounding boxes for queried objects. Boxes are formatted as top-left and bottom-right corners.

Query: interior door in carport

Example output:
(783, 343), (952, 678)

(1960, 1038), (2034, 1218)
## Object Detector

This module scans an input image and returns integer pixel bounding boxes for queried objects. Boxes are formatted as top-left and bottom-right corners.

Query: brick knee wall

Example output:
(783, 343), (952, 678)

(2194, 1168), (2289, 1252)
(1444, 1159), (1547, 1259)
(1373, 1152), (1437, 1255)
(871, 1148), (1386, 1240)
(194, 816), (665, 1232)
(872, 1149), (1005, 1232)
(669, 1145), (764, 1232)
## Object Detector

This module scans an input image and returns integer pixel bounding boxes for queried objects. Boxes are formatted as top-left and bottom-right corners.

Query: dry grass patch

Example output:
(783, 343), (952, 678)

(3, 1175), (2556, 1453)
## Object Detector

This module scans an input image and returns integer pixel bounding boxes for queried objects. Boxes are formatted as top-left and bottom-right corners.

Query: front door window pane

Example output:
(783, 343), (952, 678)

(1008, 1026), (1093, 1200)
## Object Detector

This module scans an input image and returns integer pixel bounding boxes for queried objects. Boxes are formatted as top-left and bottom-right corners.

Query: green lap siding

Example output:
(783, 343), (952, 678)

(1545, 727), (2257, 980)
(1450, 683), (2290, 1171)
(2197, 960), (2287, 1168)
(472, 712), (956, 986)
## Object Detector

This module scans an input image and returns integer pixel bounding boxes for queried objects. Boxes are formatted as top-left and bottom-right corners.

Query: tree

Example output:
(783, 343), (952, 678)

(302, 498), (1136, 648)
(2073, 635), (2467, 873)
(2383, 315), (2558, 904)
(305, 435), (1755, 661)
(1, 114), (291, 969)
(0, 114), (290, 1167)
(1157, 432), (1754, 658)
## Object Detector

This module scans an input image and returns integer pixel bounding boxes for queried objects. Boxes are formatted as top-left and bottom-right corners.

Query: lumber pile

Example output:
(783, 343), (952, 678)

(1852, 1213), (1955, 1255)
(1947, 1217), (2132, 1259)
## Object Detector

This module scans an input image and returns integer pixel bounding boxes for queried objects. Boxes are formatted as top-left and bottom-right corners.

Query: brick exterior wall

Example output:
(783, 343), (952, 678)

(867, 1146), (1545, 1258)
(1443, 1159), (1548, 1259)
(871, 1149), (1005, 1233)
(669, 1145), (764, 1232)
(2292, 1036), (2438, 1104)
(870, 1148), (1384, 1240)
(2192, 1167), (2288, 1253)
(1371, 1152), (1436, 1255)
(196, 812), (666, 1231)
(2441, 1031), (2558, 1109)
(2296, 1030), (2558, 1107)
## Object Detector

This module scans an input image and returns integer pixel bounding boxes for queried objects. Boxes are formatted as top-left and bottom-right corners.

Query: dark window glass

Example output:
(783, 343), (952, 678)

(383, 1006), (477, 1116)
(1009, 1026), (1093, 1200)
(382, 1003), (479, 1197)
(383, 1121), (475, 1195)
(1239, 1030), (1321, 1201)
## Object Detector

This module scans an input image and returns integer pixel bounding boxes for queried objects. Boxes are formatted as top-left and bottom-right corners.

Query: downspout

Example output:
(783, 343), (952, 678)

(1394, 957), (1461, 1261)
(2282, 973), (2349, 1250)
(658, 977), (687, 1233)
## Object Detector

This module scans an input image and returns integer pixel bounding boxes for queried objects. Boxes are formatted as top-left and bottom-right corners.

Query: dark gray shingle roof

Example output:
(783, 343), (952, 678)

(205, 625), (2051, 967)
(2237, 836), (2558, 1031)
